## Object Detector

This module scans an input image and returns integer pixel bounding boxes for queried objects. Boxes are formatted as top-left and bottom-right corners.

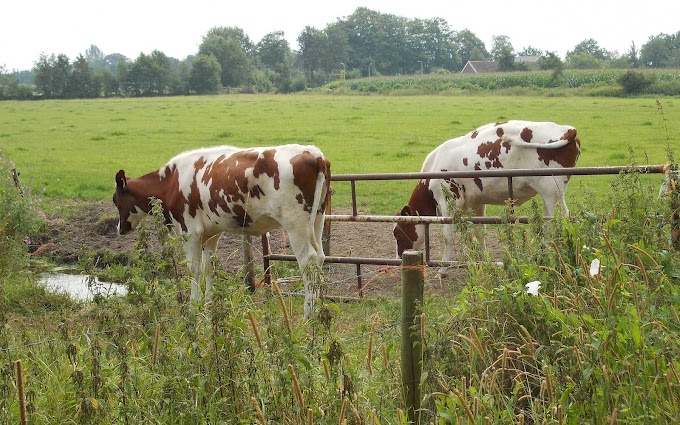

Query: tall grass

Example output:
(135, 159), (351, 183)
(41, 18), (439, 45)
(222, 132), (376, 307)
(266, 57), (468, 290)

(2, 153), (679, 423)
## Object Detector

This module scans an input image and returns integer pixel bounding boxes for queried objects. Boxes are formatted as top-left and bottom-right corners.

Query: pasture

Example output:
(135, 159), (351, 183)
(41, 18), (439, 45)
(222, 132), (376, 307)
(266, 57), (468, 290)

(1, 94), (679, 424)
(0, 94), (676, 212)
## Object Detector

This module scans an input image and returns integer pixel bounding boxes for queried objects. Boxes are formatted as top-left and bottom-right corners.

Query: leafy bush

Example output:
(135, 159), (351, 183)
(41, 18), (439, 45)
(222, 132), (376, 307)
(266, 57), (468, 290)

(618, 70), (654, 94)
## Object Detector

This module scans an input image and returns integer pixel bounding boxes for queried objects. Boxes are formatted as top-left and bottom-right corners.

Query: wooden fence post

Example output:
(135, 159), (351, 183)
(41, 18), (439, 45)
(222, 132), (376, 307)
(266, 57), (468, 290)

(401, 250), (424, 424)
(16, 359), (27, 425)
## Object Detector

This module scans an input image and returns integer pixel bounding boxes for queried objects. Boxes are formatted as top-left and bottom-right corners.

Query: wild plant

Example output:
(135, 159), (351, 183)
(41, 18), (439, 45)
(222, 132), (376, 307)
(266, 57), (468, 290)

(427, 160), (680, 422)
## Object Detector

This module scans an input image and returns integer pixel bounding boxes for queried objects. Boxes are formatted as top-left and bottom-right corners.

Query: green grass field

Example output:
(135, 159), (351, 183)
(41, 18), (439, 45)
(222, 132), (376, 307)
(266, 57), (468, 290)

(1, 94), (677, 214)
(1, 94), (679, 423)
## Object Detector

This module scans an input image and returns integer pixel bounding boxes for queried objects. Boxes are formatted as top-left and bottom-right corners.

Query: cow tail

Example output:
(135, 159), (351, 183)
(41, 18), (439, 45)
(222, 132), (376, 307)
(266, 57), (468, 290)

(502, 134), (573, 149)
(309, 160), (328, 252)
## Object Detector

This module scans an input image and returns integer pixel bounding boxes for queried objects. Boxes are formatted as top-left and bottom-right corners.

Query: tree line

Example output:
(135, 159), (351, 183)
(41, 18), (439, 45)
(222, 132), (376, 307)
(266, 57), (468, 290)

(1, 7), (679, 100)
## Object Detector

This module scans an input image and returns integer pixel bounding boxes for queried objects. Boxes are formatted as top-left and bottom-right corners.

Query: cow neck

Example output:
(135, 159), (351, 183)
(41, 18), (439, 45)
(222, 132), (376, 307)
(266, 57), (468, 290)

(408, 180), (437, 217)
(130, 171), (171, 211)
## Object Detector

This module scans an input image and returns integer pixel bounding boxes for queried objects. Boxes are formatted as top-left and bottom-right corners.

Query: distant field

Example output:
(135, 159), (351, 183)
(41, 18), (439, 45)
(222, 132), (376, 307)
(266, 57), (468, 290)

(0, 94), (676, 213)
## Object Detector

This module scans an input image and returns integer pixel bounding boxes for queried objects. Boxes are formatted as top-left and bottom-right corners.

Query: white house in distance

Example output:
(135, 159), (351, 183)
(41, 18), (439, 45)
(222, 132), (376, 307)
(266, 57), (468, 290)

(460, 55), (540, 73)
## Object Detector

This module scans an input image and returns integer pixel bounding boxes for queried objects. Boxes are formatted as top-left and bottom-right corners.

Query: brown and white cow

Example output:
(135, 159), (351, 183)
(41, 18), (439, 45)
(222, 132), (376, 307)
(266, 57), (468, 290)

(113, 144), (331, 319)
(394, 120), (581, 274)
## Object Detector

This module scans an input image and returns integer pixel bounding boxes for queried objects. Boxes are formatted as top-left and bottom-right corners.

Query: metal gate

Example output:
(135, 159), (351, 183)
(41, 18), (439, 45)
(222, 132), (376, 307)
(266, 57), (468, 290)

(262, 164), (669, 289)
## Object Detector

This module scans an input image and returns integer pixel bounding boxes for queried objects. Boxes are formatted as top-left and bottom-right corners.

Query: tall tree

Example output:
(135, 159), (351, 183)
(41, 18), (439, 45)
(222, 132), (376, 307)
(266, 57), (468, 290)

(34, 53), (71, 98)
(257, 31), (293, 91)
(189, 54), (221, 94)
(406, 17), (459, 72)
(640, 32), (680, 67)
(199, 27), (254, 87)
(297, 26), (327, 83)
(84, 45), (106, 70)
(68, 54), (99, 98)
(257, 31), (290, 70)
(453, 29), (489, 65)
(122, 50), (173, 96)
(491, 35), (516, 71)
(341, 8), (409, 75)
(567, 38), (612, 61)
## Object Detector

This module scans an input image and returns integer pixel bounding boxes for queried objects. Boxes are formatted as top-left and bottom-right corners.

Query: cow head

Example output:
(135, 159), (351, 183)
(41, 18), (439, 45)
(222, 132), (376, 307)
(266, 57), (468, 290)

(112, 170), (148, 235)
(393, 205), (424, 258)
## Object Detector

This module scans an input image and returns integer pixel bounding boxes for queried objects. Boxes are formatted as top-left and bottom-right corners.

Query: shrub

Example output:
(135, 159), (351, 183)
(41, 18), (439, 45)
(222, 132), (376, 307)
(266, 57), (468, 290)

(617, 70), (654, 94)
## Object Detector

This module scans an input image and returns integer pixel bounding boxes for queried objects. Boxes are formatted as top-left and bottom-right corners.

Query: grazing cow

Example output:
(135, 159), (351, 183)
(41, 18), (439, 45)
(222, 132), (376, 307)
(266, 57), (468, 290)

(113, 144), (331, 319)
(394, 120), (581, 274)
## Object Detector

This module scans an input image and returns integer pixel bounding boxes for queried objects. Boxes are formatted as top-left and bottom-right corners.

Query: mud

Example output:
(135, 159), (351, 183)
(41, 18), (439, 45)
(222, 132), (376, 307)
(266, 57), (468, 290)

(33, 201), (488, 299)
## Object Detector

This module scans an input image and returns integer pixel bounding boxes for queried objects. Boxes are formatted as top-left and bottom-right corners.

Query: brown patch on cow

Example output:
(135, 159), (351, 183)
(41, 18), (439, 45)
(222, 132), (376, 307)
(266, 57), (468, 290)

(447, 179), (464, 200)
(520, 127), (533, 142)
(158, 165), (190, 231)
(249, 184), (264, 199)
(474, 162), (483, 191)
(407, 180), (437, 216)
(463, 157), (468, 166)
(496, 127), (504, 137)
(231, 204), (252, 227)
(253, 149), (280, 190)
(290, 151), (323, 212)
(536, 129), (581, 167)
(198, 150), (281, 217)
(320, 158), (331, 212)
(476, 140), (504, 169)
(187, 164), (206, 218)
(471, 130), (479, 139)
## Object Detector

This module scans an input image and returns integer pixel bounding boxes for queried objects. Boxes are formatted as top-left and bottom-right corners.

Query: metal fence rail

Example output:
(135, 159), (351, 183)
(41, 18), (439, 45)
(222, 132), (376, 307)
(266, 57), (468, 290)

(262, 164), (670, 291)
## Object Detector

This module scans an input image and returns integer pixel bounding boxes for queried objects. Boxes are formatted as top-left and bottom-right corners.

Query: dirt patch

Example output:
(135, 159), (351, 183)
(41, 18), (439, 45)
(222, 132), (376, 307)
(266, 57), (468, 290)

(33, 201), (501, 300)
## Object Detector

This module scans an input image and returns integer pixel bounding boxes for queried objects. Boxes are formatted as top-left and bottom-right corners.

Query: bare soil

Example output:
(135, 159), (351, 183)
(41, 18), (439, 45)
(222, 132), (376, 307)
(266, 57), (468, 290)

(33, 201), (498, 300)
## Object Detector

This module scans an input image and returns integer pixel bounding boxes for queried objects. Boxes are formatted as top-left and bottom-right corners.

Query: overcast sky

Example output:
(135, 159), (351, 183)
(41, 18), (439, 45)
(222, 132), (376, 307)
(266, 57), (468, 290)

(3, 0), (679, 71)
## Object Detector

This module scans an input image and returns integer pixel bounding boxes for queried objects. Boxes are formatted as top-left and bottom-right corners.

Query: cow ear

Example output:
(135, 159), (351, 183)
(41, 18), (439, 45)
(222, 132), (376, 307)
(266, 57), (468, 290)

(115, 170), (127, 191)
(400, 205), (412, 216)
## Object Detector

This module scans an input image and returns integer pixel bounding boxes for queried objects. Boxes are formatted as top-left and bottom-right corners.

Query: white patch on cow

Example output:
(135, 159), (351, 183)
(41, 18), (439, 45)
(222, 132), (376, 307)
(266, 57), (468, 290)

(119, 206), (148, 233)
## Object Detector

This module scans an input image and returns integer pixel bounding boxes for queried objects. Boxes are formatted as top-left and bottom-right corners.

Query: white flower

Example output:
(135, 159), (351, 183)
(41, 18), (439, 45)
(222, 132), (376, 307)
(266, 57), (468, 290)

(525, 280), (541, 296)
(589, 258), (601, 277)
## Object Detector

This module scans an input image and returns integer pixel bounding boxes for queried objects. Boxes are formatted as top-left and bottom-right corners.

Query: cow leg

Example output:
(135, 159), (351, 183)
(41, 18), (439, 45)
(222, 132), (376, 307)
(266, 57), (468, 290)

(472, 204), (486, 250)
(438, 203), (486, 277)
(202, 235), (220, 302)
(535, 177), (570, 217)
(184, 235), (203, 302)
(286, 224), (325, 321)
(438, 201), (456, 277)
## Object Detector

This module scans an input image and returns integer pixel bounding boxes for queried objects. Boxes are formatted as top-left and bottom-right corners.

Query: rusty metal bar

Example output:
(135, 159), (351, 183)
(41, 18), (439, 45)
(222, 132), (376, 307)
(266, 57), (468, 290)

(261, 234), (271, 285)
(351, 180), (358, 216)
(267, 253), (467, 269)
(331, 165), (666, 181)
(356, 263), (363, 295)
(424, 223), (431, 263)
(327, 214), (530, 224)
